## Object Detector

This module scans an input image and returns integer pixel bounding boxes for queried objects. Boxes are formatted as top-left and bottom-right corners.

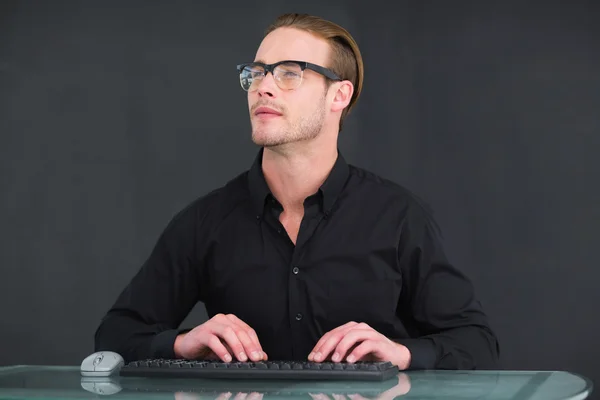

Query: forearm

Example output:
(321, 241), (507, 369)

(397, 325), (499, 370)
(94, 310), (182, 362)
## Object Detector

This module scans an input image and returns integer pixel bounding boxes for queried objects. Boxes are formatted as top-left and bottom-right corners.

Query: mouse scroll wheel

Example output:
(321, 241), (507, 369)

(93, 354), (104, 366)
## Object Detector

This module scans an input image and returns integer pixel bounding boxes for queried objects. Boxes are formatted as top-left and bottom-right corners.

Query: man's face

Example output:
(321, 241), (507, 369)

(248, 27), (332, 148)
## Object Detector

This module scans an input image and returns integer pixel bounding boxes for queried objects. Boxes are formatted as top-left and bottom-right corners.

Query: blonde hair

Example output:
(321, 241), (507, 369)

(265, 13), (364, 131)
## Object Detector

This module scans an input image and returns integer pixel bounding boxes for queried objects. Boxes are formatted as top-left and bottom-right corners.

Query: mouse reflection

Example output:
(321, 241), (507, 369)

(173, 373), (410, 400)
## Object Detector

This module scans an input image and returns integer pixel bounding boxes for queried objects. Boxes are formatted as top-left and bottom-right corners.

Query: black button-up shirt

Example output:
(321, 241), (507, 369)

(95, 149), (500, 369)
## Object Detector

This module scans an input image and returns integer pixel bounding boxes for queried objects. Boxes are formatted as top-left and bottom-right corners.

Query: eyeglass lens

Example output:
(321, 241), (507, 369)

(240, 62), (303, 91)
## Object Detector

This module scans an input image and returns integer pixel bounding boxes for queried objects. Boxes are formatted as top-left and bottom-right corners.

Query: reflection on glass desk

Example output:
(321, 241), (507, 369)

(0, 365), (593, 400)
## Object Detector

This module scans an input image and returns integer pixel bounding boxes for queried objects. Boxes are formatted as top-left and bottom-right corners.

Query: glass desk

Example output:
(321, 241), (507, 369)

(0, 365), (593, 400)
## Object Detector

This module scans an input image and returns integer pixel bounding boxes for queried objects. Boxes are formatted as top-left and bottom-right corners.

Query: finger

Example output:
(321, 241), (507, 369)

(309, 322), (358, 361)
(225, 314), (261, 346)
(210, 323), (246, 362)
(345, 339), (380, 363)
(215, 392), (233, 400)
(174, 392), (202, 400)
(234, 392), (248, 400)
(378, 374), (411, 400)
(312, 322), (357, 353)
(246, 392), (264, 400)
(202, 350), (220, 361)
(348, 395), (369, 400)
(333, 329), (380, 362)
(229, 326), (262, 361)
(313, 323), (367, 362)
(200, 332), (234, 363)
(312, 333), (343, 362)
(225, 315), (267, 360)
(309, 394), (331, 400)
(221, 325), (250, 362)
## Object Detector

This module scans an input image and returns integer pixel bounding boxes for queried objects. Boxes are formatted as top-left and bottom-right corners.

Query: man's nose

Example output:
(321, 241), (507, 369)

(256, 72), (277, 97)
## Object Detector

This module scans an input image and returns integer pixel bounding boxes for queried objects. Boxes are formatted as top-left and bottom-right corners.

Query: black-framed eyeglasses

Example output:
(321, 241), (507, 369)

(236, 60), (342, 92)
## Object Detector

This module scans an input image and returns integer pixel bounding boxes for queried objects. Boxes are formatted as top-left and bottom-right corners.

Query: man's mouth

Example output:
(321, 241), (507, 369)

(254, 106), (283, 116)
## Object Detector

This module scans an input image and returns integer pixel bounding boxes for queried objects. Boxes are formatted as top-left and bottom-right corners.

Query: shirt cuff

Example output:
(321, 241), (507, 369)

(149, 329), (180, 359)
(393, 338), (436, 370)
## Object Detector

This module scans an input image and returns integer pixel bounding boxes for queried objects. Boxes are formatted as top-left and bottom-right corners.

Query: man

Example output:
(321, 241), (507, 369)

(95, 13), (500, 370)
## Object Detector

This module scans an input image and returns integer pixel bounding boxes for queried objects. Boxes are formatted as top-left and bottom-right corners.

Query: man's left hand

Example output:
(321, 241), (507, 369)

(308, 322), (412, 370)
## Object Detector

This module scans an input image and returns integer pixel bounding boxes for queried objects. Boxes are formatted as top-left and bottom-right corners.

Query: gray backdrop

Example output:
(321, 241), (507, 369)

(1, 0), (599, 393)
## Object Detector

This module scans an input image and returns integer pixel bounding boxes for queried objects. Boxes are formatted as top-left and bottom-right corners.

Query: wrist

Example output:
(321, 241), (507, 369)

(393, 342), (411, 370)
(174, 333), (186, 359)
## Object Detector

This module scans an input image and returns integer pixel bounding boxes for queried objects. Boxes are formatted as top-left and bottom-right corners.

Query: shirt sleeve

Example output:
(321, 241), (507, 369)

(94, 201), (207, 362)
(394, 201), (500, 370)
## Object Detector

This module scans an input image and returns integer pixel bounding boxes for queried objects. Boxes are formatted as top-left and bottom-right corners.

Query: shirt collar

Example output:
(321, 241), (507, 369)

(248, 147), (350, 217)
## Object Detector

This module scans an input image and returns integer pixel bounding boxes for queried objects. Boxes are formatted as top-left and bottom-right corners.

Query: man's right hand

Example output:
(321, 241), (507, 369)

(174, 313), (267, 363)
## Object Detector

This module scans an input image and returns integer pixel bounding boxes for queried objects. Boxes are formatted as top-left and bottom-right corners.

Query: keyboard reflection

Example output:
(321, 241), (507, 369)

(82, 370), (510, 399)
(171, 374), (411, 400)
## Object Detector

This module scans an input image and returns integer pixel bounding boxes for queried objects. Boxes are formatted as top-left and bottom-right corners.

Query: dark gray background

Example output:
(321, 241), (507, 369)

(1, 0), (598, 394)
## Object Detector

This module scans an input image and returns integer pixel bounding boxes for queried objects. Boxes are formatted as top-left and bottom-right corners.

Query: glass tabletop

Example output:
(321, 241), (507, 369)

(0, 365), (593, 400)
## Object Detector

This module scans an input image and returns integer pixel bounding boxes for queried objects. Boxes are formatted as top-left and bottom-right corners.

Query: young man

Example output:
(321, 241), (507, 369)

(95, 13), (500, 370)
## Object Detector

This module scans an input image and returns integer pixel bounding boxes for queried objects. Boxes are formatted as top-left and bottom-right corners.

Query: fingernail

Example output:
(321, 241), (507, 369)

(332, 352), (340, 362)
(347, 355), (355, 363)
(251, 351), (260, 360)
(224, 354), (232, 362)
(315, 352), (322, 361)
(238, 352), (247, 361)
(308, 352), (314, 360)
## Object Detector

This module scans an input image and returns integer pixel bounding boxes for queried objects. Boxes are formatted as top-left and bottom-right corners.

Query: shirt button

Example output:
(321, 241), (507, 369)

(292, 266), (299, 274)
(295, 313), (303, 321)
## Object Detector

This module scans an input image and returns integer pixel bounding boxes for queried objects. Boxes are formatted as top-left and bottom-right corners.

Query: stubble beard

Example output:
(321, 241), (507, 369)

(251, 96), (326, 148)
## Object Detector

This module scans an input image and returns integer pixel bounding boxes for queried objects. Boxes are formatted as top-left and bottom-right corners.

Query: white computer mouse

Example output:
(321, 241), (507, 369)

(80, 351), (124, 377)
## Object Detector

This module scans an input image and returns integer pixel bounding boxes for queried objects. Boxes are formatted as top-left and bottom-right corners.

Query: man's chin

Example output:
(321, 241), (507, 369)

(251, 133), (288, 147)
(252, 139), (287, 148)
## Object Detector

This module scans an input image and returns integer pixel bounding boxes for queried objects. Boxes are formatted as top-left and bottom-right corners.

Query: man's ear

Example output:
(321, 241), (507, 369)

(330, 81), (354, 113)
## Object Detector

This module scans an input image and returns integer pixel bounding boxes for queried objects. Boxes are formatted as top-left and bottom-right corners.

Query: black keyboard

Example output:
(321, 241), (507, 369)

(120, 359), (399, 381)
